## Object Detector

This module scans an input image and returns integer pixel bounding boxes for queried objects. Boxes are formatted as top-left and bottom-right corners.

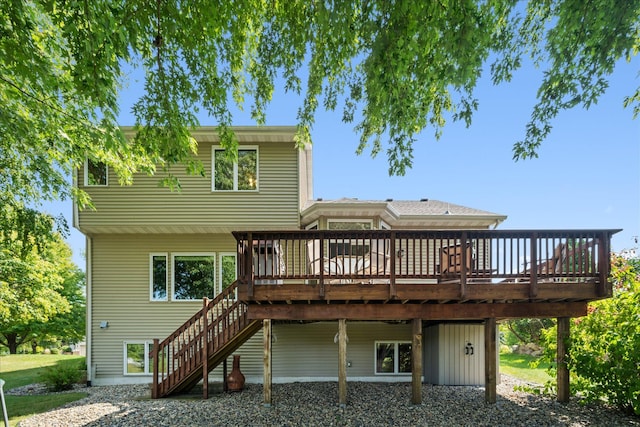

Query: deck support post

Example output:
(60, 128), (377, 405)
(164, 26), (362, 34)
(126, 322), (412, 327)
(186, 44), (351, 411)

(263, 319), (272, 407)
(557, 317), (570, 403)
(411, 318), (423, 405)
(338, 318), (347, 407)
(151, 339), (159, 399)
(484, 317), (497, 403)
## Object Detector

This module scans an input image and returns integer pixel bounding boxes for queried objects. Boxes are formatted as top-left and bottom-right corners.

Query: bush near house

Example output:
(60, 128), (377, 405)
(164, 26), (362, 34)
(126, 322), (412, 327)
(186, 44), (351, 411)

(539, 255), (640, 416)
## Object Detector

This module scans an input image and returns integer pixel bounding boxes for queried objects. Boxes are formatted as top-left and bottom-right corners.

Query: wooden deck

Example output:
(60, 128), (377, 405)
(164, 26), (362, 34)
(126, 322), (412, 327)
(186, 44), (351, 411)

(153, 228), (619, 403)
(234, 229), (619, 320)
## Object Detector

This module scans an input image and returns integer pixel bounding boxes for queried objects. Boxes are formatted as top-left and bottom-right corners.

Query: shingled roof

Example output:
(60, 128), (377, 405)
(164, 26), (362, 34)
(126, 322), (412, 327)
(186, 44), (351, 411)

(300, 198), (507, 229)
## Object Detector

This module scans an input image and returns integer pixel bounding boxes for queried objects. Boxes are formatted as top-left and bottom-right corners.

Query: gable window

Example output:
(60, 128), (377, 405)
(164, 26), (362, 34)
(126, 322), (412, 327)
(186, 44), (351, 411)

(327, 219), (372, 230)
(172, 254), (216, 300)
(327, 219), (373, 258)
(85, 159), (108, 186)
(212, 147), (258, 191)
(150, 254), (168, 301)
(375, 341), (412, 374)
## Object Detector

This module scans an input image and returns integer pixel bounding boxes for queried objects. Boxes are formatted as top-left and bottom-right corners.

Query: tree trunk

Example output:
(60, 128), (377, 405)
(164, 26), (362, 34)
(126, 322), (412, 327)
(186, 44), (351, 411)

(6, 333), (18, 354)
(31, 340), (38, 354)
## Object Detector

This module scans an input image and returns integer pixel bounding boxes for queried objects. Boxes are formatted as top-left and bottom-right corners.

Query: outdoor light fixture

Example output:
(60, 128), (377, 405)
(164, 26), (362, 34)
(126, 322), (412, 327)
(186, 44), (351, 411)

(397, 249), (405, 258)
(100, 321), (109, 329)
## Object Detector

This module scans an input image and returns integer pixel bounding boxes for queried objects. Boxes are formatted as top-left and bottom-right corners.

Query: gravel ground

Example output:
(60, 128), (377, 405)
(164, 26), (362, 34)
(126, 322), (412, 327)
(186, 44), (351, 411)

(11, 375), (639, 427)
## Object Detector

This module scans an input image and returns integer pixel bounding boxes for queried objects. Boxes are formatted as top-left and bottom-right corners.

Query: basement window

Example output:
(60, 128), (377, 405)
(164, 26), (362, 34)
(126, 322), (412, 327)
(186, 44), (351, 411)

(124, 341), (151, 375)
(124, 341), (167, 376)
(375, 341), (412, 375)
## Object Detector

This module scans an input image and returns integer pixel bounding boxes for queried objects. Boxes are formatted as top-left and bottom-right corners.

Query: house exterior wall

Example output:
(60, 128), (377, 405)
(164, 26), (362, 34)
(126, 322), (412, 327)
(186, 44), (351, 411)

(78, 139), (302, 234)
(270, 321), (413, 382)
(78, 127), (508, 387)
(89, 233), (238, 384)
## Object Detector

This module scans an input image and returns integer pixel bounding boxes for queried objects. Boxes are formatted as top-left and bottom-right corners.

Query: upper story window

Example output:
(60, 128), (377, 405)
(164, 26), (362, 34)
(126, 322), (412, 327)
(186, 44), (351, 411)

(85, 159), (108, 186)
(212, 147), (258, 191)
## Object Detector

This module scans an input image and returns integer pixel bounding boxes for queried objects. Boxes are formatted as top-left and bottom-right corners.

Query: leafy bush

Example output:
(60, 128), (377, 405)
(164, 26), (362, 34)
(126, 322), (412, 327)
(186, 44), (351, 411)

(539, 255), (640, 415)
(41, 363), (84, 392)
(567, 255), (640, 415)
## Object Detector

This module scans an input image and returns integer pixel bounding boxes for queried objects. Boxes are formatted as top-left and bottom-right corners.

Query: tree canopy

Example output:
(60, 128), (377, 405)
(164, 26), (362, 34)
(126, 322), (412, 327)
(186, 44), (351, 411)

(0, 204), (85, 353)
(1, 0), (638, 205)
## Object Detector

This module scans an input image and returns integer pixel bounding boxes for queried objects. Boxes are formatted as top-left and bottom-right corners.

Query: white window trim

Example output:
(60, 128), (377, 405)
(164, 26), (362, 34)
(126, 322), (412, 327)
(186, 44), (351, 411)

(219, 252), (237, 297)
(327, 218), (373, 230)
(123, 341), (152, 376)
(171, 252), (216, 302)
(84, 158), (108, 186)
(149, 253), (168, 302)
(374, 340), (412, 375)
(211, 145), (259, 192)
(380, 220), (391, 230)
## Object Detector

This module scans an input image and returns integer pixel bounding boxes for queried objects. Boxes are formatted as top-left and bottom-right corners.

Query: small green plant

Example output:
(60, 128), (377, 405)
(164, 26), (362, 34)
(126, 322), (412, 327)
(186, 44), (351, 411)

(41, 364), (84, 392)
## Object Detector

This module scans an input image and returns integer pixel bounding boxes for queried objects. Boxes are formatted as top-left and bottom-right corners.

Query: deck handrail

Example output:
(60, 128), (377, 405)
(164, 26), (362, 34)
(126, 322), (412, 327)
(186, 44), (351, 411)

(151, 281), (253, 398)
(233, 229), (620, 299)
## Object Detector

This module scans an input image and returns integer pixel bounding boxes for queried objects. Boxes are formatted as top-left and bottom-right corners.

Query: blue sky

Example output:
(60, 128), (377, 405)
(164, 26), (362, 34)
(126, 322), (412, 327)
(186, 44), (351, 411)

(45, 56), (639, 268)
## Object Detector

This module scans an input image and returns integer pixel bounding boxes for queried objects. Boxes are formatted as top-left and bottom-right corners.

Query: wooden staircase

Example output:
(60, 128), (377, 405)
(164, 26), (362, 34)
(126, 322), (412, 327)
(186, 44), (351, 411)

(151, 281), (261, 398)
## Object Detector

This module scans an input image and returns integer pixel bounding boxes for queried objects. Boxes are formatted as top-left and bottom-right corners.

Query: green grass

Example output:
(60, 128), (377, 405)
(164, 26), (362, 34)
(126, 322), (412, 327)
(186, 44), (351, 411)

(0, 354), (88, 427)
(500, 352), (553, 385)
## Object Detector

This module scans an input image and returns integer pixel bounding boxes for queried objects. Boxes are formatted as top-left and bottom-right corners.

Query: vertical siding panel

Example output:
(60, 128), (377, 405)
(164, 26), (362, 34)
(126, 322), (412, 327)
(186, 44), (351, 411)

(424, 324), (485, 386)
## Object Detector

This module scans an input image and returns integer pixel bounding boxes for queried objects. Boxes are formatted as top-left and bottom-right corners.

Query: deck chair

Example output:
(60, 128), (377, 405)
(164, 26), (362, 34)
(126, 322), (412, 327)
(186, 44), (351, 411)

(356, 239), (391, 284)
(306, 240), (342, 283)
(0, 378), (8, 427)
(439, 242), (474, 282)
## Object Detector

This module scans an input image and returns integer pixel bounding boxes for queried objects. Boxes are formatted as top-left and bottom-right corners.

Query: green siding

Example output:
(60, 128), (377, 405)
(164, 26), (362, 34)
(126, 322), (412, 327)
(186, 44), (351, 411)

(79, 140), (301, 233)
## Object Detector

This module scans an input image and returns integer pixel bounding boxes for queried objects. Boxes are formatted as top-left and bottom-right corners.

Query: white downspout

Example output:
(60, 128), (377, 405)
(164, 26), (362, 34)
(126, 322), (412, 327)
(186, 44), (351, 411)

(85, 235), (93, 386)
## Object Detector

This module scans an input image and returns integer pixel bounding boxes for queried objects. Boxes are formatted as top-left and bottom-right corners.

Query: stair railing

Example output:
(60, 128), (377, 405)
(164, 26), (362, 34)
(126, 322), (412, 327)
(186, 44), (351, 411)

(151, 281), (249, 398)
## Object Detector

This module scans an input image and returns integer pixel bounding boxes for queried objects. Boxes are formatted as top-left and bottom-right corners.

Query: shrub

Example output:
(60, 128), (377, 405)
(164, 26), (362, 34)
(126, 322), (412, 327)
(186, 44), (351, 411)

(538, 254), (640, 416)
(41, 364), (84, 392)
(567, 255), (640, 416)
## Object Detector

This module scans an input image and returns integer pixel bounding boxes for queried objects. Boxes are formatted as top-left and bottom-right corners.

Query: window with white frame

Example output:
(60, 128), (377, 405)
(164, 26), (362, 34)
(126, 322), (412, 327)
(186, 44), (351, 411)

(124, 341), (150, 375)
(85, 159), (108, 186)
(150, 254), (168, 301)
(124, 341), (167, 375)
(172, 254), (216, 300)
(220, 253), (237, 296)
(375, 341), (412, 374)
(212, 146), (258, 191)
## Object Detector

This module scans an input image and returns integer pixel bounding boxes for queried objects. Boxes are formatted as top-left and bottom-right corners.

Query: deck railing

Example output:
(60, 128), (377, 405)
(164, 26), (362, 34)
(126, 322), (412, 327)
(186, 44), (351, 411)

(233, 229), (618, 300)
